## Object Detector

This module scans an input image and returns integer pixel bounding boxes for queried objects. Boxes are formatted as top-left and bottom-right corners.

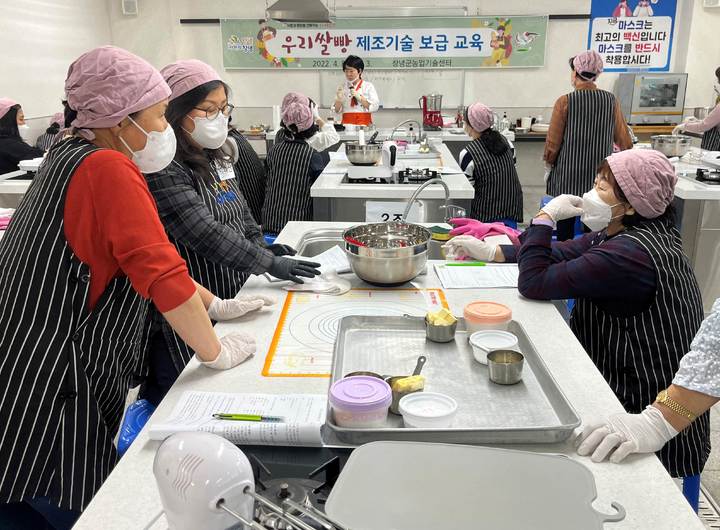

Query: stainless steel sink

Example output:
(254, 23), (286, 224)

(296, 228), (445, 259)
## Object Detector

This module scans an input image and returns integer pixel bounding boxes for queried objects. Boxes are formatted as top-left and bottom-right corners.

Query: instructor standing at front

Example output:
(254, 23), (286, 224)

(332, 55), (379, 127)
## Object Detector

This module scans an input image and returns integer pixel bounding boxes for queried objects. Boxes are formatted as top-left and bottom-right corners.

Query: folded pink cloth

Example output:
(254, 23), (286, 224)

(449, 218), (522, 246)
(0, 216), (12, 230)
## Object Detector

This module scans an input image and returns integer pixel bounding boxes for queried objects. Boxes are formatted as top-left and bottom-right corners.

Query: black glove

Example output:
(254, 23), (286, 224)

(266, 243), (297, 257)
(268, 257), (321, 283)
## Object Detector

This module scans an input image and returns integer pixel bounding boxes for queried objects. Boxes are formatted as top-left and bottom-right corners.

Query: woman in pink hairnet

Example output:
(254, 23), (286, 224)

(262, 92), (330, 234)
(455, 101), (523, 225)
(0, 98), (44, 174)
(446, 149), (709, 499)
(543, 50), (633, 241)
(138, 60), (320, 406)
(0, 47), (255, 528)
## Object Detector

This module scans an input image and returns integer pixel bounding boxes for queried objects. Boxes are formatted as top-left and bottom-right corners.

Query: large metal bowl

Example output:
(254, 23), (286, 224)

(343, 222), (431, 285)
(651, 135), (692, 157)
(346, 142), (382, 166)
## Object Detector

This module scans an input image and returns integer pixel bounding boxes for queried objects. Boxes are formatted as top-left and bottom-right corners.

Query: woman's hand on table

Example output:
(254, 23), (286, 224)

(198, 332), (257, 370)
(539, 194), (583, 222)
(207, 294), (276, 321)
(443, 235), (502, 262)
(575, 406), (678, 463)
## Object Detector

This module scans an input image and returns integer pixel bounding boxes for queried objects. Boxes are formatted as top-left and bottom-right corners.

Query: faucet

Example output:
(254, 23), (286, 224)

(403, 177), (466, 223)
(390, 119), (425, 144)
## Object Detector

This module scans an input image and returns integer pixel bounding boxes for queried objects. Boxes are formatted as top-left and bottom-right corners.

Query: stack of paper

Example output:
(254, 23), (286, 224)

(149, 391), (327, 446)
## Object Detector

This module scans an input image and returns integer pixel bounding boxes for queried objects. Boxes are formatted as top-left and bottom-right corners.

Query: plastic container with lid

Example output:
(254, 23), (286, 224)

(469, 330), (520, 365)
(330, 376), (392, 428)
(398, 392), (458, 429)
(463, 301), (512, 334)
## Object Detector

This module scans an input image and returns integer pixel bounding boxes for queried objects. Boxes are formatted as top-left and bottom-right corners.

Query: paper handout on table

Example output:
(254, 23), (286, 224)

(148, 391), (327, 446)
(435, 263), (520, 289)
(266, 245), (351, 283)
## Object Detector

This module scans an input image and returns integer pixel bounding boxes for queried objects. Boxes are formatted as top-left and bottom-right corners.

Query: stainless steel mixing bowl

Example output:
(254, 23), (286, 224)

(343, 222), (432, 285)
(651, 135), (692, 157)
(345, 142), (382, 166)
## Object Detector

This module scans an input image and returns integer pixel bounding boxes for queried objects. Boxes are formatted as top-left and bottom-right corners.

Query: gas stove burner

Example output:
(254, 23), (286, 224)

(399, 168), (439, 183)
(696, 168), (720, 185)
(256, 478), (326, 511)
(255, 478), (328, 529)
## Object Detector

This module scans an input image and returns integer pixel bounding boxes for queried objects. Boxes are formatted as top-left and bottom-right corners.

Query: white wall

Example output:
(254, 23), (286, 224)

(104, 0), (714, 128)
(0, 0), (112, 130)
(2, 1), (714, 131)
(684, 1), (720, 108)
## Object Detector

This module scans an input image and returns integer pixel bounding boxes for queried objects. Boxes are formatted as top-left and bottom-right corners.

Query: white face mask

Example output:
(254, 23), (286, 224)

(18, 123), (31, 142)
(119, 116), (177, 174)
(581, 189), (623, 231)
(184, 114), (229, 149)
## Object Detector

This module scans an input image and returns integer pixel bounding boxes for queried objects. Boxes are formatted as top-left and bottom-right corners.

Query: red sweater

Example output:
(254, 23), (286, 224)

(63, 150), (195, 312)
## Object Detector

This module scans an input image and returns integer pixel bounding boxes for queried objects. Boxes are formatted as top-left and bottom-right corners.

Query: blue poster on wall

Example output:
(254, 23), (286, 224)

(587, 0), (678, 72)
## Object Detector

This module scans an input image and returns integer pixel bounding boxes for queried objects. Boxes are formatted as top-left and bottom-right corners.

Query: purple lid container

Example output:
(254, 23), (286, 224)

(329, 376), (392, 413)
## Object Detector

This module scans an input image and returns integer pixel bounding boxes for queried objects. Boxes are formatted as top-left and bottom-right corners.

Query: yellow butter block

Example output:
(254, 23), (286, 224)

(392, 375), (426, 393)
(427, 308), (457, 326)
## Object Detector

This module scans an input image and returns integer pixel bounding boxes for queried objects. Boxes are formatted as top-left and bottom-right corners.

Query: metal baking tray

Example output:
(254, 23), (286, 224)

(324, 315), (581, 445)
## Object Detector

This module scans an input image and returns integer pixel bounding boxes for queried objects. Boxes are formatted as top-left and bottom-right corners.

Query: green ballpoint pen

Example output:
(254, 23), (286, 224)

(212, 413), (285, 422)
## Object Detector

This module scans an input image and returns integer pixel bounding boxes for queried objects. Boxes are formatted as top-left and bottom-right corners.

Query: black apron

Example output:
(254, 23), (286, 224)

(548, 89), (616, 197)
(153, 157), (254, 373)
(229, 130), (266, 225)
(262, 139), (314, 234)
(701, 125), (720, 151)
(463, 137), (523, 222)
(0, 138), (150, 510)
(571, 219), (709, 477)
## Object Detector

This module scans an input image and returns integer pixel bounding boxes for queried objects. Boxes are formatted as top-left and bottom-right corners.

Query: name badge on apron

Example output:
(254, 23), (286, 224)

(215, 161), (235, 181)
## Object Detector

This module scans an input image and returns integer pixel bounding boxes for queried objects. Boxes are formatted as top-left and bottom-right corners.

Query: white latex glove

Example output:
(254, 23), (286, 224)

(672, 123), (686, 136)
(207, 294), (276, 321)
(575, 406), (679, 463)
(335, 86), (345, 101)
(199, 332), (257, 370)
(443, 235), (498, 262)
(311, 103), (320, 120)
(543, 163), (552, 184)
(540, 194), (583, 222)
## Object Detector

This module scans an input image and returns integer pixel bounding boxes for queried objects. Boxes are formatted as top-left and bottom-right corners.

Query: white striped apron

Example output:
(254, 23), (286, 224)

(547, 89), (616, 197)
(262, 139), (314, 234)
(229, 130), (266, 225)
(463, 137), (523, 222)
(701, 125), (720, 152)
(571, 219), (709, 477)
(0, 138), (150, 510)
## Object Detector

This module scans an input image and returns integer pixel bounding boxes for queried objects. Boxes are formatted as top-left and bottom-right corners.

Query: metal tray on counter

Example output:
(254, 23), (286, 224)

(324, 315), (581, 445)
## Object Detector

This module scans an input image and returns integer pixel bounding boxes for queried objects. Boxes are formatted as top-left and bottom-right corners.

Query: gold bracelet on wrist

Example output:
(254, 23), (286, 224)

(656, 389), (696, 422)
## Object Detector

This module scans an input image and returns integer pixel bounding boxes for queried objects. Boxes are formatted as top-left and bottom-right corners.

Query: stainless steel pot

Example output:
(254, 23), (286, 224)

(343, 222), (431, 285)
(346, 142), (382, 166)
(650, 135), (692, 157)
(694, 107), (712, 120)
